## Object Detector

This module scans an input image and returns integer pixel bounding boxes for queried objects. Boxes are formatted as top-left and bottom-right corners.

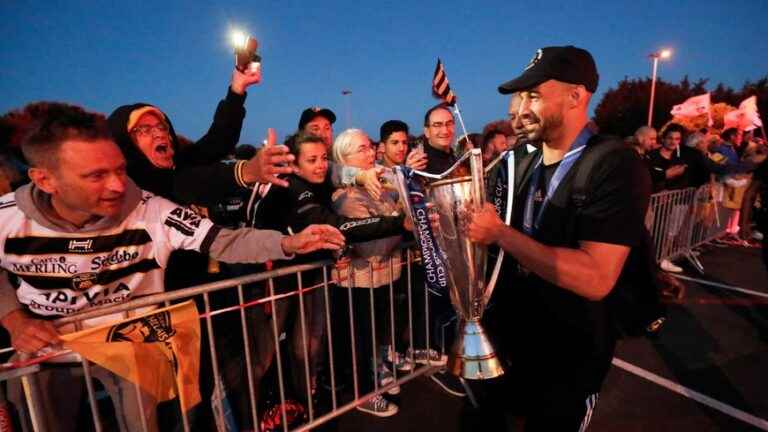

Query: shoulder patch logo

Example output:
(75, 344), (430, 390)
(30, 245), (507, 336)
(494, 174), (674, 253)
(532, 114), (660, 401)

(298, 191), (314, 201)
(166, 206), (203, 236)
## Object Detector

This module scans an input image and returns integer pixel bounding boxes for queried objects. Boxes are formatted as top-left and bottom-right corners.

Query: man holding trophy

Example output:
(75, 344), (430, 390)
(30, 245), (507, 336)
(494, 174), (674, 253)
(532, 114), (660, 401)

(467, 46), (652, 430)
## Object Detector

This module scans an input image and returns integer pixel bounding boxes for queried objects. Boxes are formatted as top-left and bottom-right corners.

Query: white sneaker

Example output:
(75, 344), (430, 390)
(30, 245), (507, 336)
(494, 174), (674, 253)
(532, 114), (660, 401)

(378, 365), (401, 395)
(660, 259), (683, 273)
(752, 231), (764, 241)
(385, 348), (414, 372)
(356, 395), (398, 417)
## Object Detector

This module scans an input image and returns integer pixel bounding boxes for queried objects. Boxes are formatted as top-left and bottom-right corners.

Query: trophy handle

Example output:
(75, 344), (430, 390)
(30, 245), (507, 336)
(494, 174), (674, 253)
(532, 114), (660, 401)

(482, 150), (515, 306)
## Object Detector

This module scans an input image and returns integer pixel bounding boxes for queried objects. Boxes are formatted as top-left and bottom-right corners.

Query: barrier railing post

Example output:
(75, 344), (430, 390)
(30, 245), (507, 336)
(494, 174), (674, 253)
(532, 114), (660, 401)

(203, 292), (227, 430)
(18, 353), (48, 432)
(388, 256), (398, 384)
(74, 318), (104, 432)
(347, 267), (359, 400)
(237, 283), (259, 430)
(321, 266), (337, 409)
(406, 249), (415, 368)
(296, 270), (315, 421)
(266, 277), (289, 432)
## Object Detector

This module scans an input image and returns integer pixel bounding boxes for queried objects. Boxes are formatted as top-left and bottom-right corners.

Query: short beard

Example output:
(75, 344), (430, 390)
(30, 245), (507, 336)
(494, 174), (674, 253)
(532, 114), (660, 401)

(540, 111), (564, 143)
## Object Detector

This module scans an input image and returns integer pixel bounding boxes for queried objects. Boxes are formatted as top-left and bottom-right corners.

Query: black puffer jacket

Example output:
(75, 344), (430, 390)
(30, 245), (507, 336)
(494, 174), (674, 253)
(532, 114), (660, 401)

(107, 88), (248, 205)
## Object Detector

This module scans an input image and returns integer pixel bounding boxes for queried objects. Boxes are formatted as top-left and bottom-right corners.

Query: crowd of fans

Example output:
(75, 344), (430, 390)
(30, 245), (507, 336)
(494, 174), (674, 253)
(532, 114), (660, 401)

(627, 122), (767, 272)
(0, 58), (766, 432)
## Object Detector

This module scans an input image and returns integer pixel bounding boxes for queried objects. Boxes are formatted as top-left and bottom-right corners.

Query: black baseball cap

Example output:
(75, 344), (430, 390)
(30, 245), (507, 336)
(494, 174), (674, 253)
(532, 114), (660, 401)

(498, 45), (599, 94)
(298, 107), (336, 130)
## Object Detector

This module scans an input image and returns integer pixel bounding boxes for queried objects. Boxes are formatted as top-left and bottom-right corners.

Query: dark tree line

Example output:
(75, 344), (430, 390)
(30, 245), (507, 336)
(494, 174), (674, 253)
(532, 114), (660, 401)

(594, 75), (768, 137)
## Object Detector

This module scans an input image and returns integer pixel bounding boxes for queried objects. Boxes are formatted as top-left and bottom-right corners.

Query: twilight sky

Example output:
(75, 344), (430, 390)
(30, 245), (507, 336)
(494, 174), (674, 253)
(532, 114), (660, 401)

(2, 0), (766, 145)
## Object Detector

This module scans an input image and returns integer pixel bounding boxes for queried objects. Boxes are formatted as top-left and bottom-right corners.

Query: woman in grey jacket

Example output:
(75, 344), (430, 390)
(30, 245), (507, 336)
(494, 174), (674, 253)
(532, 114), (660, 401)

(331, 129), (405, 417)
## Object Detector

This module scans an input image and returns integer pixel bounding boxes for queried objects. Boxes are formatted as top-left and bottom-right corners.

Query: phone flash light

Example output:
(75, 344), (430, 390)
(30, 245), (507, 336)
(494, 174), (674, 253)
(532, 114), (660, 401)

(231, 30), (247, 49)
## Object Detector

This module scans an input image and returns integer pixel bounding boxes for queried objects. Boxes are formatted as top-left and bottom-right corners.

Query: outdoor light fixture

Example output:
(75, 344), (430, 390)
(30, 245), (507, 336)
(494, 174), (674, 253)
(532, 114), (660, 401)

(647, 48), (674, 126)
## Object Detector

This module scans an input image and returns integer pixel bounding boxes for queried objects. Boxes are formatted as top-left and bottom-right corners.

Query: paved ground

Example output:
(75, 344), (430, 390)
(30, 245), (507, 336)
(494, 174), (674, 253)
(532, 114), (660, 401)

(330, 243), (768, 431)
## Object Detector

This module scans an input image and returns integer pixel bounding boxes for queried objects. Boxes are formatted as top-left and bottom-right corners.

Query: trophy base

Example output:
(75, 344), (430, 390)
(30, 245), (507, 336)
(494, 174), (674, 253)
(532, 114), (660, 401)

(447, 319), (504, 380)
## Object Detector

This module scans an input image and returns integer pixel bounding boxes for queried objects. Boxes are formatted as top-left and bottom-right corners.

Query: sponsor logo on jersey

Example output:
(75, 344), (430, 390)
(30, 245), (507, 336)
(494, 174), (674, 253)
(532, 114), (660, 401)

(72, 272), (98, 291)
(90, 249), (140, 270)
(298, 191), (313, 201)
(68, 239), (94, 253)
(38, 283), (132, 307)
(11, 256), (78, 275)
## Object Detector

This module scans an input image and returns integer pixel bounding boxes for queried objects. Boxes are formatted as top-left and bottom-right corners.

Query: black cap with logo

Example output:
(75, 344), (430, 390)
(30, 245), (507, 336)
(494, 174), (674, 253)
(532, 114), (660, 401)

(498, 45), (599, 94)
(298, 107), (337, 131)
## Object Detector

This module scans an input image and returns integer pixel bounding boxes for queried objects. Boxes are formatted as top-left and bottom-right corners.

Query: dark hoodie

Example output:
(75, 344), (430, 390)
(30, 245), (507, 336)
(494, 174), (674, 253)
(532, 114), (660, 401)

(107, 89), (248, 206)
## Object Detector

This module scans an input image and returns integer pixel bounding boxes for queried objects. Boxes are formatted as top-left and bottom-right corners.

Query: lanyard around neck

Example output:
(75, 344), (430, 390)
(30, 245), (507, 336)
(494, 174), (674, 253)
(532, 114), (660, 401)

(522, 129), (592, 235)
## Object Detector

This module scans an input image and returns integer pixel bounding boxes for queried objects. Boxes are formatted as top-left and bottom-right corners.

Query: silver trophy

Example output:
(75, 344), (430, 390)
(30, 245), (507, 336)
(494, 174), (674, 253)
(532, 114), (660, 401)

(394, 148), (506, 380)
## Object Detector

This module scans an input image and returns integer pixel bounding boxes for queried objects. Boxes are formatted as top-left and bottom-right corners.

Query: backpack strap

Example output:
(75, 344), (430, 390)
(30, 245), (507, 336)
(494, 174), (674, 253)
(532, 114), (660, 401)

(514, 148), (540, 196)
(570, 135), (626, 208)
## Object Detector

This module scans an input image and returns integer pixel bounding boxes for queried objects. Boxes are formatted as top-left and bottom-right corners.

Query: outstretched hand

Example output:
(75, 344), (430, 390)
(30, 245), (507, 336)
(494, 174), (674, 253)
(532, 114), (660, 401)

(281, 225), (346, 255)
(356, 167), (384, 200)
(242, 128), (297, 187)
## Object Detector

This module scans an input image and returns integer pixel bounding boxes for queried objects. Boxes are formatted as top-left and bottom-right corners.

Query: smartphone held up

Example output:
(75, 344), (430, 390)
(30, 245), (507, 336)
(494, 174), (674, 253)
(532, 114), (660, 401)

(232, 32), (261, 73)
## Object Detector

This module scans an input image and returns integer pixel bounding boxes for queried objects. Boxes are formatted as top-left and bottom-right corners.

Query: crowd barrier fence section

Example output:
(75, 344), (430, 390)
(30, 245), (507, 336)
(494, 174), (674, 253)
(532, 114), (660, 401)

(646, 183), (735, 274)
(0, 248), (445, 432)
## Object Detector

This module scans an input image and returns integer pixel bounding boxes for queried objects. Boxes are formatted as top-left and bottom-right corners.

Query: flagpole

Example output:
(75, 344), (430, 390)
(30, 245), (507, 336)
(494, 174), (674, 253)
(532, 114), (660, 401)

(452, 102), (472, 153)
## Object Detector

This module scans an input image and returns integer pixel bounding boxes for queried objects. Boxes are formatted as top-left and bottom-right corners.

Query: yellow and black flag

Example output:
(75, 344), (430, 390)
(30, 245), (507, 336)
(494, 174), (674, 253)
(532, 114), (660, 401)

(60, 300), (201, 412)
(432, 58), (457, 106)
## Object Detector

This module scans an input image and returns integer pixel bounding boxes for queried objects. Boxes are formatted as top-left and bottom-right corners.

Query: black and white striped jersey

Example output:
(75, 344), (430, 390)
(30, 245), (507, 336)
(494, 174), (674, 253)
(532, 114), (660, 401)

(0, 190), (216, 317)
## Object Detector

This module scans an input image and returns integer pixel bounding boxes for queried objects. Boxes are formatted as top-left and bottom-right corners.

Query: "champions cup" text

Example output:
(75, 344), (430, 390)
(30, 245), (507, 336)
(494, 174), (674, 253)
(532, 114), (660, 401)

(415, 208), (447, 289)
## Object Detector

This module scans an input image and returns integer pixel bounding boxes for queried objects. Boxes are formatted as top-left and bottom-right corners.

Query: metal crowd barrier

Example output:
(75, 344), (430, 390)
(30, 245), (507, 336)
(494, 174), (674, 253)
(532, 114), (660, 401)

(0, 247), (445, 432)
(646, 183), (736, 274)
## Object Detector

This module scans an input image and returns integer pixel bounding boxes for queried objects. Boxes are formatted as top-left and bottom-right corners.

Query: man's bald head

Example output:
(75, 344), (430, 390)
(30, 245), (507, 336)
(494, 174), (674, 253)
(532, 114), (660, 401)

(634, 126), (658, 153)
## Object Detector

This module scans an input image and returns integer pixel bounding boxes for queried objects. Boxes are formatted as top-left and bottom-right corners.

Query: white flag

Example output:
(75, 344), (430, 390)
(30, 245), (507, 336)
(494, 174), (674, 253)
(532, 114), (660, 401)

(670, 93), (711, 118)
(724, 96), (763, 131)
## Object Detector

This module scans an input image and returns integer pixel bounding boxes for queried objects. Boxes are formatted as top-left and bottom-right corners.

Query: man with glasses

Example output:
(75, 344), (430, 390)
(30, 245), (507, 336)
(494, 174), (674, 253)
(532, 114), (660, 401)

(423, 103), (458, 175)
(416, 103), (468, 398)
(108, 67), (294, 206)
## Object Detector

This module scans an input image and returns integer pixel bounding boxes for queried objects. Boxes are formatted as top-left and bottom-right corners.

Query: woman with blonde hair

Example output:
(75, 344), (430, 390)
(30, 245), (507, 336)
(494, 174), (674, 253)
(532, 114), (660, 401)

(331, 128), (406, 417)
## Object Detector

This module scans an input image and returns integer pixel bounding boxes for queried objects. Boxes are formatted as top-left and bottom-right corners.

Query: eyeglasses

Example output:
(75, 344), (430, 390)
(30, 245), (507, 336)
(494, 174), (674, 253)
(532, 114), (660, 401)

(353, 144), (376, 155)
(429, 120), (455, 129)
(131, 123), (169, 136)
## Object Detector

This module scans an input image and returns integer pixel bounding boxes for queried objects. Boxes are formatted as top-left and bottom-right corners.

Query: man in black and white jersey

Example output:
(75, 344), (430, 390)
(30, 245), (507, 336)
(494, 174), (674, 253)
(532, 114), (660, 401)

(0, 103), (344, 431)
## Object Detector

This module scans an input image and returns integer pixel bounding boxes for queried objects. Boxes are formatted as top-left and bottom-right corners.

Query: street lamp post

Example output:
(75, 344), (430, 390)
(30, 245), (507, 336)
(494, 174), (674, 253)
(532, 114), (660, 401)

(341, 89), (352, 128)
(647, 49), (672, 127)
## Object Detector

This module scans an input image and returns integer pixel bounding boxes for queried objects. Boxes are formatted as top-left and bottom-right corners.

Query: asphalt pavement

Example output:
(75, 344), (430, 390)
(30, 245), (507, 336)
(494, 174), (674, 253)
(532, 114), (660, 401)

(331, 243), (768, 431)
